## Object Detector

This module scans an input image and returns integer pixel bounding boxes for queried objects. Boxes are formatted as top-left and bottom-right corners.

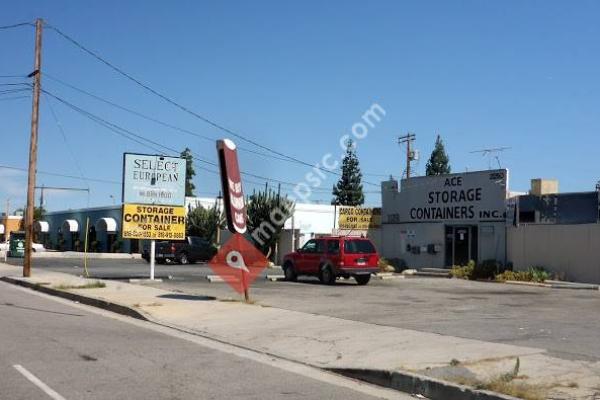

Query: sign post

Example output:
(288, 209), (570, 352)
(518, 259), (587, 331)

(215, 139), (258, 302)
(121, 153), (187, 280)
(150, 240), (156, 280)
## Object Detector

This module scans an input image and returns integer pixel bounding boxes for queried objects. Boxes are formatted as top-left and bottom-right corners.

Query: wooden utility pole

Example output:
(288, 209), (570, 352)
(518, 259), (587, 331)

(23, 18), (43, 278)
(398, 133), (416, 180)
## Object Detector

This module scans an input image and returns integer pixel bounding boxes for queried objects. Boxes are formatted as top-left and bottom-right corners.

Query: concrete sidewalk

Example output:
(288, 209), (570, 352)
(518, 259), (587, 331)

(2, 262), (599, 399)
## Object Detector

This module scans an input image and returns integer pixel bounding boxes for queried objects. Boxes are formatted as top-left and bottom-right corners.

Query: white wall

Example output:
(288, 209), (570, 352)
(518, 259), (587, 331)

(508, 224), (600, 284)
(381, 223), (445, 268)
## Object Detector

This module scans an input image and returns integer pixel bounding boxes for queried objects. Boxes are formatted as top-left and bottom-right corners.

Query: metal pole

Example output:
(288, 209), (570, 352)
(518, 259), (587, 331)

(3, 198), (8, 262)
(406, 136), (411, 179)
(83, 217), (90, 278)
(23, 18), (43, 278)
(150, 240), (155, 280)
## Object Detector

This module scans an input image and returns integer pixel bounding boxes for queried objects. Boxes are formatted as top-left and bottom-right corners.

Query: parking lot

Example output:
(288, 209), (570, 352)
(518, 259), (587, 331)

(6, 256), (600, 362)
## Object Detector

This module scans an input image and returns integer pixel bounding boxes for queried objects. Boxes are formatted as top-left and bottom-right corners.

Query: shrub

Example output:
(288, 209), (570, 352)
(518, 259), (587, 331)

(496, 267), (549, 283)
(473, 259), (501, 280)
(378, 257), (395, 273)
(451, 259), (505, 280)
(450, 260), (475, 279)
(387, 258), (406, 272)
(110, 240), (123, 253)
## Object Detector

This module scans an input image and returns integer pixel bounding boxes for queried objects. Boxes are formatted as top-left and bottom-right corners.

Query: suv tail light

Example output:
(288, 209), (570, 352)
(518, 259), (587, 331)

(171, 244), (176, 253)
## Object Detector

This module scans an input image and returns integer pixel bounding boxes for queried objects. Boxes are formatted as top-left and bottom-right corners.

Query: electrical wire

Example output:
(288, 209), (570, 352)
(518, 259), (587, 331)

(0, 164), (119, 185)
(0, 95), (29, 102)
(43, 72), (292, 163)
(0, 22), (33, 30)
(43, 93), (90, 192)
(44, 22), (380, 187)
(44, 73), (389, 184)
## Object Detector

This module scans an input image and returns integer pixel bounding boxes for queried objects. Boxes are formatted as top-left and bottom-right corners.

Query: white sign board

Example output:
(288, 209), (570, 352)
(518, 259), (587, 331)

(122, 153), (186, 206)
(398, 169), (508, 222)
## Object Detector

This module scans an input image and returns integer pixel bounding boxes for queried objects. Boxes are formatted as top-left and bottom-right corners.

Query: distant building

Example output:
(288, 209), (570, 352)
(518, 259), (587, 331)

(0, 215), (23, 242)
(508, 180), (600, 283)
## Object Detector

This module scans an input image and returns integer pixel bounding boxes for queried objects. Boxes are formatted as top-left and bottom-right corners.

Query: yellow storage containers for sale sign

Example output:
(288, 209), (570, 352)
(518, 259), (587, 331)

(122, 204), (186, 240)
(338, 207), (382, 230)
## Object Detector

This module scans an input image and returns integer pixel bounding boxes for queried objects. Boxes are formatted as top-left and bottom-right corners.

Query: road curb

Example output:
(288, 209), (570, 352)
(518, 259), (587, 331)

(327, 368), (520, 400)
(0, 276), (148, 321)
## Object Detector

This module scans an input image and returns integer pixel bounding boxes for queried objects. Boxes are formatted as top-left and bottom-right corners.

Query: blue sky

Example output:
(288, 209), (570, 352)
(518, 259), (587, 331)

(1, 1), (599, 212)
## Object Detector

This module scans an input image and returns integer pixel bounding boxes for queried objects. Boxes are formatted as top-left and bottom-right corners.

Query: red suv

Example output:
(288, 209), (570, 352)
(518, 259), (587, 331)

(282, 236), (379, 285)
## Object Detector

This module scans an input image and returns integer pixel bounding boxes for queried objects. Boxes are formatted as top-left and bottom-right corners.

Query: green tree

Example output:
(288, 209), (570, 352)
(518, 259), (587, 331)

(17, 206), (45, 223)
(181, 147), (196, 197)
(332, 140), (364, 206)
(246, 187), (295, 259)
(33, 206), (46, 221)
(186, 201), (225, 244)
(425, 135), (451, 176)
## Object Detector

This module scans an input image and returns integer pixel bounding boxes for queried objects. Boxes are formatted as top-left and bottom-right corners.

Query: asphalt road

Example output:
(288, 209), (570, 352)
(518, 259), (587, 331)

(8, 257), (600, 362)
(0, 281), (400, 400)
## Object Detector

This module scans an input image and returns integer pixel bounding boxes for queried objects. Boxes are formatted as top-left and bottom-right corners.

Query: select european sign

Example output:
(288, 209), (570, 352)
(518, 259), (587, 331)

(122, 153), (186, 206)
(122, 204), (186, 240)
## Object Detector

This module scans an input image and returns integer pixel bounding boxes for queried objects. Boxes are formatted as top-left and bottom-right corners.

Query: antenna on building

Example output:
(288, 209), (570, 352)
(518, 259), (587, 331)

(470, 147), (511, 169)
(398, 133), (417, 179)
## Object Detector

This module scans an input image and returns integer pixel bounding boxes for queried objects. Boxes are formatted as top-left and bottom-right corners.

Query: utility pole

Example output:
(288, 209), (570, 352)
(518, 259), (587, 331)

(398, 133), (416, 179)
(23, 18), (43, 278)
(3, 199), (9, 263)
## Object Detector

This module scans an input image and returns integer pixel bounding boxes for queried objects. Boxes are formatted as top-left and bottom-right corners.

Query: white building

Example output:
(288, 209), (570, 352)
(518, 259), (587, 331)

(380, 169), (509, 268)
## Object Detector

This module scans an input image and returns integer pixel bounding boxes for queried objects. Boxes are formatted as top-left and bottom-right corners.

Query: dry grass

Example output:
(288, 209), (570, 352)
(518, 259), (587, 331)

(446, 358), (547, 400)
(54, 281), (106, 290)
(133, 302), (162, 308)
(451, 376), (546, 400)
(219, 298), (258, 305)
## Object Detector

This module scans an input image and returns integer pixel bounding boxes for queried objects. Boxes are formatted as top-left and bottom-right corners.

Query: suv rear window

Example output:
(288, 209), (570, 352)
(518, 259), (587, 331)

(343, 239), (375, 254)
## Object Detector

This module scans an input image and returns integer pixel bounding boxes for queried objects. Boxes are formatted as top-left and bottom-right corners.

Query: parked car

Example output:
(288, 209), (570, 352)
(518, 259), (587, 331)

(282, 236), (379, 285)
(142, 236), (217, 265)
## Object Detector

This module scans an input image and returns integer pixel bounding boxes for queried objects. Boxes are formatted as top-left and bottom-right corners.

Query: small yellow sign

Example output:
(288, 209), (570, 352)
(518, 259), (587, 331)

(338, 207), (382, 230)
(122, 204), (186, 240)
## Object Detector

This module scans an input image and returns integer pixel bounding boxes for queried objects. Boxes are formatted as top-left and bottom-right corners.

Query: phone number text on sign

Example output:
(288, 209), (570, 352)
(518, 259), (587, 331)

(122, 204), (186, 240)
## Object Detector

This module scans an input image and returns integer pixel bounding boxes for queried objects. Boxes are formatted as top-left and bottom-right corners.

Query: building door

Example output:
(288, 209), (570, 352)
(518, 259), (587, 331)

(453, 227), (470, 266)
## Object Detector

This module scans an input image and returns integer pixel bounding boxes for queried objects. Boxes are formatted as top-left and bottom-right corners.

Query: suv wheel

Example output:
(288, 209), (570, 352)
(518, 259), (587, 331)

(319, 265), (336, 285)
(355, 274), (371, 286)
(179, 252), (189, 265)
(283, 262), (297, 282)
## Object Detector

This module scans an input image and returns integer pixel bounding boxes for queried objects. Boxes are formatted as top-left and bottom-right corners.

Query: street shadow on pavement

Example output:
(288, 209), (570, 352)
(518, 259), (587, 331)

(158, 294), (216, 301)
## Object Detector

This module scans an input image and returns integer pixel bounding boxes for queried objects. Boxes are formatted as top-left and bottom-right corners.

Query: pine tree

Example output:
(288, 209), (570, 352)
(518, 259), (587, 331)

(180, 148), (196, 196)
(425, 135), (451, 176)
(332, 140), (364, 206)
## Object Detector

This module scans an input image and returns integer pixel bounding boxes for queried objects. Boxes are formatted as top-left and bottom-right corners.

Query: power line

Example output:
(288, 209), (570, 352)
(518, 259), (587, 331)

(0, 164), (119, 185)
(0, 95), (29, 102)
(44, 22), (380, 187)
(44, 73), (390, 185)
(42, 89), (172, 154)
(0, 22), (33, 30)
(43, 90), (382, 198)
(43, 92), (90, 190)
(43, 72), (292, 163)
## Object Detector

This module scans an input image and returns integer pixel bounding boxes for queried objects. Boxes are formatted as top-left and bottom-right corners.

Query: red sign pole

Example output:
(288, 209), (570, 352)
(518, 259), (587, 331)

(216, 139), (252, 301)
